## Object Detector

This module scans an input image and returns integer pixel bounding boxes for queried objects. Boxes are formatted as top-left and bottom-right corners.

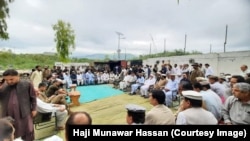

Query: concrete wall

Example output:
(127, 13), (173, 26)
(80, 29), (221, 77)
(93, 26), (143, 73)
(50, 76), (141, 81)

(143, 51), (250, 76)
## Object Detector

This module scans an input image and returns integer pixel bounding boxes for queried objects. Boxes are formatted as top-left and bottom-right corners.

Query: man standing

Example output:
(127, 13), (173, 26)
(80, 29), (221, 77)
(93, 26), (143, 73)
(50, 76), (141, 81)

(204, 63), (214, 78)
(240, 65), (250, 79)
(30, 65), (43, 89)
(189, 63), (204, 85)
(0, 69), (37, 141)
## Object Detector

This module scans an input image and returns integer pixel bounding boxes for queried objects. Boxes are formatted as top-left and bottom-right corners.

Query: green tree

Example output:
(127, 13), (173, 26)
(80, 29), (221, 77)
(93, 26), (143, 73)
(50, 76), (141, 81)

(0, 0), (14, 40)
(52, 20), (75, 63)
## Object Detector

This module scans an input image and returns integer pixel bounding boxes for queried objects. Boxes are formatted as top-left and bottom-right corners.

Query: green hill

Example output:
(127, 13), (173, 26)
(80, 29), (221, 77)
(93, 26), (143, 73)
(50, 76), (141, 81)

(0, 51), (95, 70)
(0, 52), (60, 70)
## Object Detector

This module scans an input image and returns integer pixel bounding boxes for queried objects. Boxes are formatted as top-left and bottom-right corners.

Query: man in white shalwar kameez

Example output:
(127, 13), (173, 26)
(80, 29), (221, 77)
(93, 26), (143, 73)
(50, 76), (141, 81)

(163, 73), (178, 106)
(140, 74), (156, 98)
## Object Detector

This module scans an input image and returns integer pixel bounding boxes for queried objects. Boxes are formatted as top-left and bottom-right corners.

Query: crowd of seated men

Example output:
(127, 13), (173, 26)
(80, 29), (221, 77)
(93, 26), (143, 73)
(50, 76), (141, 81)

(26, 62), (250, 121)
(39, 65), (126, 88)
(119, 62), (250, 125)
(31, 63), (250, 129)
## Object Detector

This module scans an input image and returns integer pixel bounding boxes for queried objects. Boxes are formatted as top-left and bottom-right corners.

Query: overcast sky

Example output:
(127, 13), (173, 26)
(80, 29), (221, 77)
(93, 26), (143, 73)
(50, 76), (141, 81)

(1, 0), (250, 56)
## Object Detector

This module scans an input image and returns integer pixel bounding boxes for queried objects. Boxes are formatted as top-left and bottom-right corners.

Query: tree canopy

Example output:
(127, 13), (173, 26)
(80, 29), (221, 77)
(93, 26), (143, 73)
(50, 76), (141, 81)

(0, 0), (14, 40)
(52, 20), (75, 63)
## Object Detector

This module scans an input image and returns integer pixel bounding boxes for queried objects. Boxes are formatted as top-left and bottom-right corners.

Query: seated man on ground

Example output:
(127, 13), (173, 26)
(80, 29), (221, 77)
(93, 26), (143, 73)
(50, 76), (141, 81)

(36, 82), (72, 114)
(109, 71), (116, 84)
(222, 82), (250, 125)
(126, 72), (137, 87)
(123, 71), (137, 92)
(152, 73), (168, 90)
(46, 79), (69, 98)
(125, 104), (146, 125)
(218, 76), (230, 89)
(193, 81), (223, 122)
(225, 75), (245, 99)
(96, 71), (103, 84)
(112, 73), (121, 88)
(140, 74), (156, 98)
(179, 73), (191, 85)
(144, 90), (175, 125)
(208, 75), (226, 103)
(174, 82), (194, 117)
(76, 71), (84, 86)
(63, 72), (72, 89)
(36, 91), (68, 130)
(101, 71), (110, 84)
(176, 90), (218, 125)
(119, 72), (130, 91)
(163, 73), (178, 106)
(85, 70), (95, 85)
(155, 72), (162, 82)
(147, 72), (161, 92)
(42, 74), (56, 89)
(129, 73), (144, 95)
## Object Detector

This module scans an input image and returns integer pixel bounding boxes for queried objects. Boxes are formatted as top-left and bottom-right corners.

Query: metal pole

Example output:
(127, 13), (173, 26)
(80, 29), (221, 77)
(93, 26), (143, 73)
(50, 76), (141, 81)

(164, 38), (166, 53)
(125, 47), (126, 61)
(210, 44), (212, 53)
(116, 32), (124, 60)
(184, 34), (187, 54)
(224, 25), (228, 53)
(118, 34), (120, 60)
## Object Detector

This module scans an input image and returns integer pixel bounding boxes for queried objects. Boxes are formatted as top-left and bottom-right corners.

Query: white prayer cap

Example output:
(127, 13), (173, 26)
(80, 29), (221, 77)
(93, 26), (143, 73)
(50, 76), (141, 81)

(182, 90), (202, 101)
(169, 73), (177, 76)
(161, 74), (167, 76)
(196, 77), (207, 82)
(199, 81), (210, 85)
(125, 104), (146, 113)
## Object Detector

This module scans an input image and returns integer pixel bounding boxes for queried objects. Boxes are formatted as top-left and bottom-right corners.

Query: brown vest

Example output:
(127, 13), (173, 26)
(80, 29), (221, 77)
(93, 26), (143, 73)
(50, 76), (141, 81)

(0, 80), (36, 118)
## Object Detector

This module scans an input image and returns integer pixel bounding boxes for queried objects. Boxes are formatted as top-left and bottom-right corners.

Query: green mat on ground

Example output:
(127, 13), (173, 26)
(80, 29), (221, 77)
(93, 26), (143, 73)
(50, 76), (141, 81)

(68, 84), (124, 103)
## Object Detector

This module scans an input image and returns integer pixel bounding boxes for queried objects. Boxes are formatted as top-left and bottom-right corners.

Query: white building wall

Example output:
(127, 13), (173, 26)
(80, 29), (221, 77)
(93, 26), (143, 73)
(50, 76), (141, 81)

(54, 62), (90, 69)
(143, 51), (250, 76)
